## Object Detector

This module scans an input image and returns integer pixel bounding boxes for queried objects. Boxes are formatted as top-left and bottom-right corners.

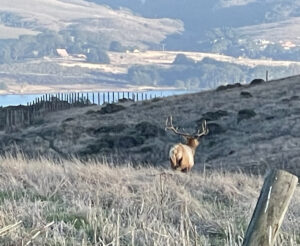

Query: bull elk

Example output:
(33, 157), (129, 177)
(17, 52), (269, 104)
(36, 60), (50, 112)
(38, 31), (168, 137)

(165, 116), (209, 172)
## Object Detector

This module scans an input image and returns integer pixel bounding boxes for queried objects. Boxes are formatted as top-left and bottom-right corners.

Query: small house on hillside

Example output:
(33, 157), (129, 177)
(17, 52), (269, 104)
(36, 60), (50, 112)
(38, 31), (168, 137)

(56, 49), (69, 58)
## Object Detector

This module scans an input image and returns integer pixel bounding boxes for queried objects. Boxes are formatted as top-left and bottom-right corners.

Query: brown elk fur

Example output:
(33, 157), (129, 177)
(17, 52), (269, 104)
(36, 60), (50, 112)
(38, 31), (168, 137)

(169, 138), (199, 172)
(166, 116), (208, 172)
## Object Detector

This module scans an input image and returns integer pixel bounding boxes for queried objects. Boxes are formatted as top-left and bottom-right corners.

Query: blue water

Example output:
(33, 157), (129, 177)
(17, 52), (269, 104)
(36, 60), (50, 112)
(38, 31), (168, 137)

(0, 90), (193, 107)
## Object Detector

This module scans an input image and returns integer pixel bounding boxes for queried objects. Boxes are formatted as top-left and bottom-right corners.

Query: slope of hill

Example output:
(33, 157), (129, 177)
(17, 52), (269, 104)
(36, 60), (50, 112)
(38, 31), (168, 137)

(1, 75), (300, 177)
(1, 0), (300, 92)
(88, 0), (300, 56)
(0, 0), (182, 48)
(2, 0), (300, 58)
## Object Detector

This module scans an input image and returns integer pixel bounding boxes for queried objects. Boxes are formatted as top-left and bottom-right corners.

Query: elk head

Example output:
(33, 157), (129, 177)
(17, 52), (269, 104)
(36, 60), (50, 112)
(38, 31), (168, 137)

(165, 116), (209, 172)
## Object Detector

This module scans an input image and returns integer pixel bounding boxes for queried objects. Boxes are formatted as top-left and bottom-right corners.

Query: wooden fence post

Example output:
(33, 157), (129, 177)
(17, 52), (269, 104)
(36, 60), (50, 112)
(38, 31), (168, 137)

(242, 169), (298, 246)
(6, 109), (9, 128)
(27, 108), (30, 125)
(21, 110), (24, 126)
(10, 110), (14, 126)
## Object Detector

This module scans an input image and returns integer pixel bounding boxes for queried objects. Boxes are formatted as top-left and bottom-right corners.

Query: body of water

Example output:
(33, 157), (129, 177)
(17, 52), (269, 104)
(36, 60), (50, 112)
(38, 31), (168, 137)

(0, 90), (195, 107)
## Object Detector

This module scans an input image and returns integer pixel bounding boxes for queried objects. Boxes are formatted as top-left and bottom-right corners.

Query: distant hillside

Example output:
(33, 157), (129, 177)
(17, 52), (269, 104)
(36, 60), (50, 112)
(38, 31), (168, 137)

(1, 0), (300, 60)
(1, 0), (300, 91)
(88, 0), (300, 59)
(0, 0), (182, 63)
(1, 75), (300, 177)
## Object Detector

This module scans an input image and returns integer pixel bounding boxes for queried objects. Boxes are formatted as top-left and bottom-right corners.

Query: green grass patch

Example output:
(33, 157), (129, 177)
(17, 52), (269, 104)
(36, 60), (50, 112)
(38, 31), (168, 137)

(46, 212), (88, 230)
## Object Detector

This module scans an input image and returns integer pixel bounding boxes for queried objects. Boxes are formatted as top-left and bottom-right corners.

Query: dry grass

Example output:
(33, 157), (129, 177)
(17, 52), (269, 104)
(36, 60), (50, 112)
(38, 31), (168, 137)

(0, 155), (299, 245)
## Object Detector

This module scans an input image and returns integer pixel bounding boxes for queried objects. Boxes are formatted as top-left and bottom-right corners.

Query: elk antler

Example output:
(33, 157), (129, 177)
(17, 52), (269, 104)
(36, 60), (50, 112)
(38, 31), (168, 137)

(194, 120), (209, 138)
(165, 116), (193, 138)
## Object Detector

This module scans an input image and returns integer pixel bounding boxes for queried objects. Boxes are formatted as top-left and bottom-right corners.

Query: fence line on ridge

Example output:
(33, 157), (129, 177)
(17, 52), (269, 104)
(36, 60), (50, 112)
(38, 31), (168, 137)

(1, 91), (161, 132)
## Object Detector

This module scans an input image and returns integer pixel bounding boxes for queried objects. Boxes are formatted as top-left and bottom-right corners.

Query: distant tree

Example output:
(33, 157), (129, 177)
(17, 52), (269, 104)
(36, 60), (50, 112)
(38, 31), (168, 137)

(0, 44), (12, 64)
(175, 80), (185, 88)
(173, 54), (195, 65)
(109, 41), (125, 52)
(67, 43), (84, 54)
(185, 77), (201, 90)
(86, 48), (110, 64)
(128, 65), (161, 85)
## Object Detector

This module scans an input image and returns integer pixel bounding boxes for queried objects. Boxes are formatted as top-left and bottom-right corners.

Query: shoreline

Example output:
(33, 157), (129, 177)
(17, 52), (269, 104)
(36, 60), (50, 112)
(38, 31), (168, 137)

(0, 84), (180, 96)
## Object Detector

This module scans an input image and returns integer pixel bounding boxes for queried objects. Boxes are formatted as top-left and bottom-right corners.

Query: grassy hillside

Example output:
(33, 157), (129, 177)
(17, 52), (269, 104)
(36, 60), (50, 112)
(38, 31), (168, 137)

(0, 155), (299, 245)
(2, 0), (300, 92)
(1, 75), (300, 177)
(0, 0), (182, 48)
(88, 0), (300, 55)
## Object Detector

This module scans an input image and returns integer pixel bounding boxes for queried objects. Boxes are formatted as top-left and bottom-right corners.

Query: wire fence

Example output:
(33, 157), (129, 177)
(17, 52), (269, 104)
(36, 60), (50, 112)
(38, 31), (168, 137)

(0, 90), (175, 132)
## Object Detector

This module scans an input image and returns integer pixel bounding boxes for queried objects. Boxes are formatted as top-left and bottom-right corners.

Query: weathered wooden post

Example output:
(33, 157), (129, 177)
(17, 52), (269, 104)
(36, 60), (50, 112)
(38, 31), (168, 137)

(14, 110), (17, 126)
(21, 110), (24, 126)
(108, 92), (110, 104)
(243, 169), (298, 246)
(27, 108), (30, 125)
(112, 92), (115, 103)
(103, 92), (105, 105)
(6, 109), (9, 129)
(266, 70), (269, 82)
(98, 92), (100, 105)
(10, 110), (14, 127)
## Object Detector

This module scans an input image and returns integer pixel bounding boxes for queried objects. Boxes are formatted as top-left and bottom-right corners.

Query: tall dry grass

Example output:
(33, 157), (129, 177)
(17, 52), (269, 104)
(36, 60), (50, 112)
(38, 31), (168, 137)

(0, 155), (299, 245)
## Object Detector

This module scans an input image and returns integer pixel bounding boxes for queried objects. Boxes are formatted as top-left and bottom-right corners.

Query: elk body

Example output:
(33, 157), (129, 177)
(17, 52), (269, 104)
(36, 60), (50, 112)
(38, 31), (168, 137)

(165, 116), (209, 172)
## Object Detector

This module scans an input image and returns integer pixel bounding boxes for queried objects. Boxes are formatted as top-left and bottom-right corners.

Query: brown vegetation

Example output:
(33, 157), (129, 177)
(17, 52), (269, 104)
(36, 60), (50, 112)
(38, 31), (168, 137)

(0, 155), (299, 245)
